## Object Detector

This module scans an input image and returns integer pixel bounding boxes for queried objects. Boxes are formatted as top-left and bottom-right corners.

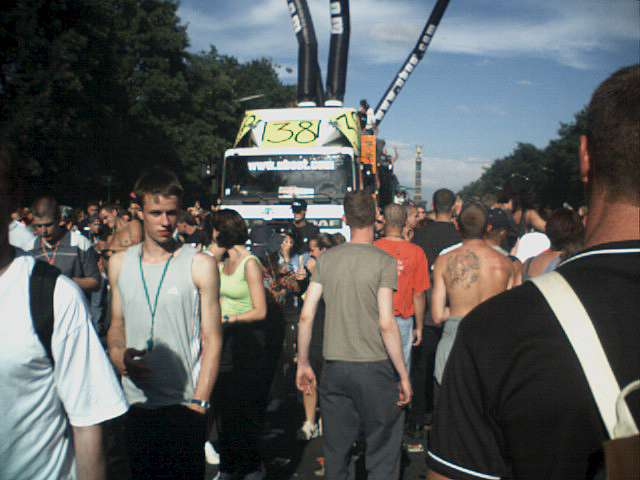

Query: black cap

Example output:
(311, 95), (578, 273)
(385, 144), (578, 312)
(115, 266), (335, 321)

(487, 208), (511, 230)
(291, 199), (308, 213)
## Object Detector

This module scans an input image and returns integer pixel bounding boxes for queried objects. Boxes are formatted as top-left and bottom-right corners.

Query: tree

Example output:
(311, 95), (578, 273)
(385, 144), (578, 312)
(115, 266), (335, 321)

(1, 1), (295, 205)
(460, 110), (586, 209)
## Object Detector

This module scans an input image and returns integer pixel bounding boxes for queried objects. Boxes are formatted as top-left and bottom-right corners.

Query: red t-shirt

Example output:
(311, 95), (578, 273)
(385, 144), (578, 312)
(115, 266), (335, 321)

(374, 237), (430, 318)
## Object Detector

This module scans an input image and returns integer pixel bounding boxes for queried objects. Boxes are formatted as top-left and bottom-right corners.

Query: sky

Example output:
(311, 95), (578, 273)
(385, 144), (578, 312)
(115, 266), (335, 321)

(177, 0), (639, 204)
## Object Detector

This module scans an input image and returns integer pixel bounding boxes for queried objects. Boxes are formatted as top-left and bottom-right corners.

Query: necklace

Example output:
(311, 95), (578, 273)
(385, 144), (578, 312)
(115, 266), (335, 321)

(139, 249), (174, 352)
(40, 238), (60, 266)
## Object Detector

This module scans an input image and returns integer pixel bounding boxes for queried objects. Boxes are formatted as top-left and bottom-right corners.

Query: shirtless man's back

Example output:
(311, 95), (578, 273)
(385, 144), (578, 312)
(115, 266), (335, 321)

(433, 240), (513, 321)
(431, 202), (514, 385)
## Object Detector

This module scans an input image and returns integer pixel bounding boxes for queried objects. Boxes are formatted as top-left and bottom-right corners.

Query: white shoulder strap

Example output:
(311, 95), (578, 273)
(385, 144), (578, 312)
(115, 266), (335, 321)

(531, 272), (638, 438)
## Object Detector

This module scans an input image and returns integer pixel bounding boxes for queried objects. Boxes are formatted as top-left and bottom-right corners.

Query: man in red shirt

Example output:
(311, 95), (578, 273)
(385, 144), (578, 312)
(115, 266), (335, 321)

(375, 203), (430, 369)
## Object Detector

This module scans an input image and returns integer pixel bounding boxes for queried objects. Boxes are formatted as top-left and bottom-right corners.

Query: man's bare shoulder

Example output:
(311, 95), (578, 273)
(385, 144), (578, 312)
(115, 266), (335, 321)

(191, 251), (218, 288)
(107, 249), (127, 281)
(109, 219), (143, 250)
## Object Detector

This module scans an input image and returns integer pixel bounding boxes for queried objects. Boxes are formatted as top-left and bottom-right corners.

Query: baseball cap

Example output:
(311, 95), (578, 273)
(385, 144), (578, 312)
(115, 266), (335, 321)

(487, 208), (511, 230)
(291, 199), (308, 213)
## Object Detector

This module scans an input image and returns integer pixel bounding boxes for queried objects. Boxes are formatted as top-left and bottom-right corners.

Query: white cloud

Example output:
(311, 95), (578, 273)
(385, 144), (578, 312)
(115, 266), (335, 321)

(516, 79), (533, 86)
(180, 0), (639, 72)
(388, 142), (489, 201)
(368, 1), (639, 69)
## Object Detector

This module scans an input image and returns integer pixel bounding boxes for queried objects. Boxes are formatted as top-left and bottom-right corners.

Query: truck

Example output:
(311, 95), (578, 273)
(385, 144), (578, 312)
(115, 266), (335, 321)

(219, 106), (362, 238)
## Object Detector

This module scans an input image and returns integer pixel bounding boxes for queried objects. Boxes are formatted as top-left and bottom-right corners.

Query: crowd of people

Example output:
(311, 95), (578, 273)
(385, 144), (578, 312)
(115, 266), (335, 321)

(0, 66), (637, 480)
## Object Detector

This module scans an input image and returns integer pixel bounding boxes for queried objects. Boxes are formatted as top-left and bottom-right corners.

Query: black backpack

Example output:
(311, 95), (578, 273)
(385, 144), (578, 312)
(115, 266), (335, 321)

(29, 260), (60, 365)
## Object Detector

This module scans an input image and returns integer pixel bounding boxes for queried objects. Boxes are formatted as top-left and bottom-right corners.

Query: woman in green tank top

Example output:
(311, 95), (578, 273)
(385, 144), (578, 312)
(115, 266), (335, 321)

(211, 209), (268, 479)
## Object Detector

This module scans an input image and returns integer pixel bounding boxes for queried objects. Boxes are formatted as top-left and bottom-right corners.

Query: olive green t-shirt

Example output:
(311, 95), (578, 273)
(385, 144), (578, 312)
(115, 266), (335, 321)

(313, 243), (397, 362)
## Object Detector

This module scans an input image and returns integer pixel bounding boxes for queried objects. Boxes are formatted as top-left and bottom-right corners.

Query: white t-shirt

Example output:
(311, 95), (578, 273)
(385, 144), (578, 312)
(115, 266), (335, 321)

(9, 220), (35, 251)
(0, 256), (128, 480)
(514, 231), (551, 262)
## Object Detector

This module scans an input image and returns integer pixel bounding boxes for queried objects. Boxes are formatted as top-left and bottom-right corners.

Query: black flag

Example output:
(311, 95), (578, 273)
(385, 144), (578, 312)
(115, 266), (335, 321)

(325, 0), (350, 106)
(287, 0), (325, 106)
(374, 0), (450, 126)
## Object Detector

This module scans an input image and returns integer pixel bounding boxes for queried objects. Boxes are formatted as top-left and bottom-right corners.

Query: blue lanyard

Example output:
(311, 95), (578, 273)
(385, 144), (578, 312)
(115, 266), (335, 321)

(139, 251), (174, 352)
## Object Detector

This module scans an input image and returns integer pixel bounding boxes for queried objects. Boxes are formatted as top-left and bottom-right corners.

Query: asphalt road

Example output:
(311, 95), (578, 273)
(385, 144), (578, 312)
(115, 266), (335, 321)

(204, 390), (431, 480)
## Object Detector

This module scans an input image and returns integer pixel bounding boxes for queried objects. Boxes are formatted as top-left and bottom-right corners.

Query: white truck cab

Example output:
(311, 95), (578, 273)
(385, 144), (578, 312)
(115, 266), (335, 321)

(220, 107), (361, 237)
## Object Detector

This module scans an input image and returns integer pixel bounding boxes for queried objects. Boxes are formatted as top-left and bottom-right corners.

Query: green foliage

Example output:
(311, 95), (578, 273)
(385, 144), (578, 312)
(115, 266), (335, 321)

(460, 110), (587, 209)
(0, 0), (294, 205)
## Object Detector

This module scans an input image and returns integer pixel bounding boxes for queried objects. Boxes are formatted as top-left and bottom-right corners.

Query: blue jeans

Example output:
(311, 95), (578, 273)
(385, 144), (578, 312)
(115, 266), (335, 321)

(395, 316), (413, 373)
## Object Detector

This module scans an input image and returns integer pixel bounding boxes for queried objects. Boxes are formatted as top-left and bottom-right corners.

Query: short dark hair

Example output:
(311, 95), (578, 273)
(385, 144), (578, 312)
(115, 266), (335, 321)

(212, 209), (248, 249)
(311, 233), (336, 250)
(480, 192), (497, 209)
(344, 191), (376, 228)
(134, 168), (183, 205)
(32, 195), (60, 220)
(458, 201), (488, 239)
(177, 210), (197, 226)
(433, 188), (455, 215)
(100, 203), (119, 214)
(332, 232), (346, 245)
(383, 203), (407, 229)
(546, 208), (584, 254)
(586, 65), (639, 204)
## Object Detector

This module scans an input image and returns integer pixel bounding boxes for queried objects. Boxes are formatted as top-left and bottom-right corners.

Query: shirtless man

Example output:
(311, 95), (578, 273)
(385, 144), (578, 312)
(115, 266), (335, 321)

(99, 204), (143, 255)
(431, 202), (514, 390)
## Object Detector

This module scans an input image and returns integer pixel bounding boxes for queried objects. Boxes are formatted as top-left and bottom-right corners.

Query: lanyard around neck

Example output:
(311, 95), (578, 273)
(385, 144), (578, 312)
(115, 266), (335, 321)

(139, 250), (174, 352)
(40, 238), (60, 266)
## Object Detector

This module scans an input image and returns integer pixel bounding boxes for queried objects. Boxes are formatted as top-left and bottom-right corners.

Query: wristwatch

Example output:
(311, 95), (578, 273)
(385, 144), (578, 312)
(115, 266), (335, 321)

(190, 398), (210, 410)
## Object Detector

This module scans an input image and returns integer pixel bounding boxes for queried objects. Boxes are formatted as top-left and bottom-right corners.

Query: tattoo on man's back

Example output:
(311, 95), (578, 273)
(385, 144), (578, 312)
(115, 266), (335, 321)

(447, 251), (480, 289)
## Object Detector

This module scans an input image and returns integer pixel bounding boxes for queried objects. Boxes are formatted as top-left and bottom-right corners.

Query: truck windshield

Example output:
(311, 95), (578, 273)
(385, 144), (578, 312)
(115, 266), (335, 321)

(223, 153), (354, 200)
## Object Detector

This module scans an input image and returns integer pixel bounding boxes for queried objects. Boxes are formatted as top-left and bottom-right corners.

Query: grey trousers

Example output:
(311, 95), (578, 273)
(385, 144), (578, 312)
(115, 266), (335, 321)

(319, 360), (404, 480)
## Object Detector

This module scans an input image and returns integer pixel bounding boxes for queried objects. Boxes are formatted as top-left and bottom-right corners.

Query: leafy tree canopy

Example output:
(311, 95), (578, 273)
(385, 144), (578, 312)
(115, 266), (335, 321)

(460, 110), (587, 210)
(1, 0), (294, 206)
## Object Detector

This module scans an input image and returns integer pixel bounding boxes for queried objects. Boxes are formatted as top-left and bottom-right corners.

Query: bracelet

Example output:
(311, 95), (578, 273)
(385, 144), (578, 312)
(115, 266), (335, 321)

(190, 399), (210, 410)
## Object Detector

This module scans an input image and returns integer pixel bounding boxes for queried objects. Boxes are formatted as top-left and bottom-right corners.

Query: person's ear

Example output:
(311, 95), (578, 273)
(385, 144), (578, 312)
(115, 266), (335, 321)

(579, 135), (591, 185)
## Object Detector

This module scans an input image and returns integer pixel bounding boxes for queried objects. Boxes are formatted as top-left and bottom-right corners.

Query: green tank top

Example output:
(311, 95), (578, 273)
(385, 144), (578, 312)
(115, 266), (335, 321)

(219, 255), (260, 316)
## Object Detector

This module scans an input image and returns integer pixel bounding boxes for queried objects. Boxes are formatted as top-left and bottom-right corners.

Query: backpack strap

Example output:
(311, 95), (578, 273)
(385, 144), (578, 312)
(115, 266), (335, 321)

(30, 260), (61, 365)
(530, 272), (638, 438)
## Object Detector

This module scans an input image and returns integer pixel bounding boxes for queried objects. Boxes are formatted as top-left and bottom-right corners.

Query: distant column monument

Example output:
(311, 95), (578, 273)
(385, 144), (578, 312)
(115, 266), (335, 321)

(414, 145), (423, 203)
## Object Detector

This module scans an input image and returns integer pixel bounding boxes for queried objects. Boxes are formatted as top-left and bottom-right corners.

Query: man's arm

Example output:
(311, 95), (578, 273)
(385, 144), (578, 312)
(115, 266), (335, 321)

(431, 257), (449, 325)
(190, 253), (223, 412)
(412, 290), (425, 346)
(74, 246), (101, 292)
(73, 425), (105, 480)
(106, 252), (127, 371)
(527, 209), (546, 232)
(378, 286), (412, 406)
(106, 252), (147, 379)
(72, 276), (100, 292)
(296, 281), (322, 395)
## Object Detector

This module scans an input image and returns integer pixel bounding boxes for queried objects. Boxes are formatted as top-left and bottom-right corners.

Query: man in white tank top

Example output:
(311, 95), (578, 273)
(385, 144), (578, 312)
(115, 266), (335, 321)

(108, 169), (223, 479)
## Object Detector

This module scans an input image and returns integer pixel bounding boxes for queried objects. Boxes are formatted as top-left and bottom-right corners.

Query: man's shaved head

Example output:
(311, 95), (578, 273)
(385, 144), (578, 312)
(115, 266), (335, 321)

(458, 202), (488, 240)
(384, 203), (407, 229)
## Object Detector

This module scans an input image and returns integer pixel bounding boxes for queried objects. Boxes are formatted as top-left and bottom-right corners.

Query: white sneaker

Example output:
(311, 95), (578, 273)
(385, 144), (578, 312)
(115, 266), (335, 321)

(204, 441), (220, 465)
(297, 420), (320, 441)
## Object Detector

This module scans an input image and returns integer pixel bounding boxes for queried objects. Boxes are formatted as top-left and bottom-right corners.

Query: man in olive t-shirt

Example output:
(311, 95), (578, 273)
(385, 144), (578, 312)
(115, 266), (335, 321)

(296, 191), (412, 480)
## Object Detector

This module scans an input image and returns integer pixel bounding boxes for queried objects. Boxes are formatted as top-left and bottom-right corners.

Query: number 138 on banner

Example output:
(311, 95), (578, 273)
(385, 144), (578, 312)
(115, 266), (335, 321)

(262, 120), (321, 146)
